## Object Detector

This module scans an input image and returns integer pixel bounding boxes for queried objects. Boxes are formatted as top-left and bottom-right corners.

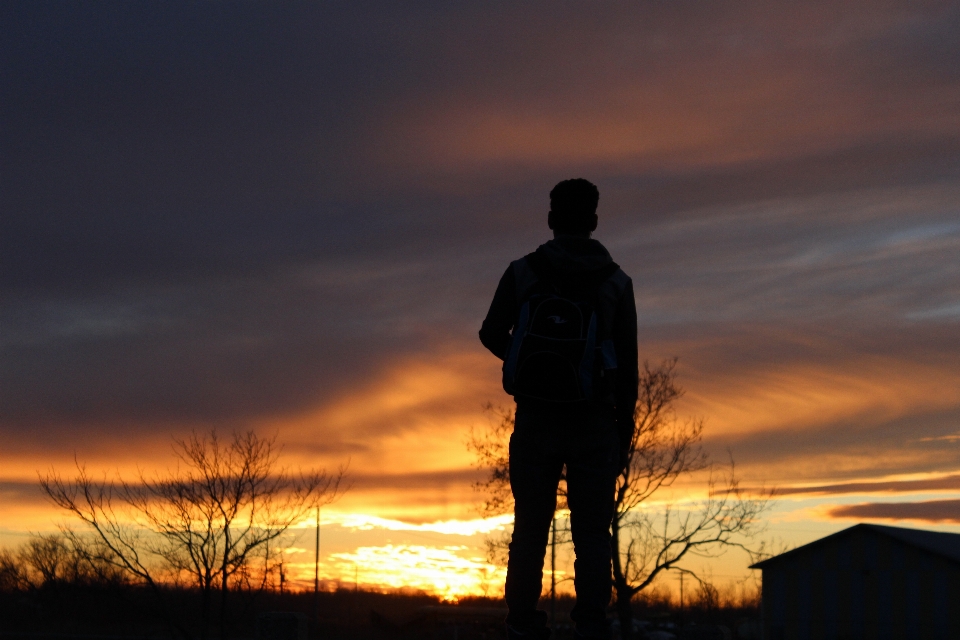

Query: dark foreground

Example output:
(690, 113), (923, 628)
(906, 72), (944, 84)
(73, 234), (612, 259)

(0, 584), (759, 640)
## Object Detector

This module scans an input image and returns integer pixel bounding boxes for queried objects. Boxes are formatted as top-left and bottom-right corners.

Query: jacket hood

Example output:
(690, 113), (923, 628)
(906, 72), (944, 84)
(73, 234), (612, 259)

(535, 236), (614, 275)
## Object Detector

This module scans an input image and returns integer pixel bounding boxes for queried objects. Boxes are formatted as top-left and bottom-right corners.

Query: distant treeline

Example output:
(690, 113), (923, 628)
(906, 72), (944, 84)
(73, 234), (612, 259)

(0, 533), (448, 640)
(1, 533), (758, 640)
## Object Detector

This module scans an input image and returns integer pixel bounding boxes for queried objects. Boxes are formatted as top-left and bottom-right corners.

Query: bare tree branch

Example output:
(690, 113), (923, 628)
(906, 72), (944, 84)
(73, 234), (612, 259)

(610, 361), (773, 639)
(39, 429), (346, 640)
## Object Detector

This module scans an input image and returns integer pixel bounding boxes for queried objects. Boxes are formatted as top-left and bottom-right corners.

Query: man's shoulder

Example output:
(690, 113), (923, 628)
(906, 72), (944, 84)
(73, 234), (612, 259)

(598, 268), (632, 307)
(610, 266), (632, 288)
(509, 255), (539, 301)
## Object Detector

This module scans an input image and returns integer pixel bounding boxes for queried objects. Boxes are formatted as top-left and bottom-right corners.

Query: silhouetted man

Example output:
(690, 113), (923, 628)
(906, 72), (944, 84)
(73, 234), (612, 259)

(480, 179), (638, 640)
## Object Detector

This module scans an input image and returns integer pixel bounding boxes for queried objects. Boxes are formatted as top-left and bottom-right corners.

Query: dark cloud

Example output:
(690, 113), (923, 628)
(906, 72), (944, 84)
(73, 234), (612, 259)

(5, 1), (960, 290)
(756, 474), (960, 496)
(4, 179), (959, 462)
(0, 468), (484, 505)
(705, 397), (960, 483)
(0, 468), (485, 529)
(0, 481), (45, 506)
(2, 0), (960, 492)
(828, 499), (960, 523)
(348, 469), (484, 491)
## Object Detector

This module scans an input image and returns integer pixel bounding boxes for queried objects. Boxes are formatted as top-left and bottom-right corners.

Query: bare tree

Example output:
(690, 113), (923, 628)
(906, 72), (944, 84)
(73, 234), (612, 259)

(12, 532), (127, 589)
(468, 403), (515, 521)
(611, 359), (770, 639)
(0, 547), (27, 592)
(467, 404), (516, 567)
(19, 534), (69, 587)
(40, 430), (345, 640)
(468, 360), (771, 640)
(467, 405), (572, 570)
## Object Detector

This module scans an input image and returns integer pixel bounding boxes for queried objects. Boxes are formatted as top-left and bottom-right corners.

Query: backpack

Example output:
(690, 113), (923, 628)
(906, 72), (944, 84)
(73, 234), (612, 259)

(502, 252), (624, 402)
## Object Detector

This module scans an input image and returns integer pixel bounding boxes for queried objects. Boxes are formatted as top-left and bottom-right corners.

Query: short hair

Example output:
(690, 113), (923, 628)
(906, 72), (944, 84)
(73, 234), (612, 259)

(549, 178), (599, 235)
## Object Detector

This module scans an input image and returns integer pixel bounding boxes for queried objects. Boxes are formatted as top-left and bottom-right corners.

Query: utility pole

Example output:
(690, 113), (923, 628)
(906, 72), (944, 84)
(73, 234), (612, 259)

(679, 572), (684, 629)
(550, 516), (557, 632)
(314, 506), (320, 623)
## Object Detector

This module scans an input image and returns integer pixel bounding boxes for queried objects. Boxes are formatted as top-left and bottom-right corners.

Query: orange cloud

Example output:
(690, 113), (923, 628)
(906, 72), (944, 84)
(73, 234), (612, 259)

(827, 499), (960, 524)
(755, 474), (960, 497)
(263, 347), (503, 475)
(681, 338), (960, 438)
(366, 3), (960, 184)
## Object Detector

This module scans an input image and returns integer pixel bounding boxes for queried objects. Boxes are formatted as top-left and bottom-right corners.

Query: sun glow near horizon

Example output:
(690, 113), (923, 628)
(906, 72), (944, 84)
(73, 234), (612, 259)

(275, 512), (514, 599)
(326, 544), (507, 601)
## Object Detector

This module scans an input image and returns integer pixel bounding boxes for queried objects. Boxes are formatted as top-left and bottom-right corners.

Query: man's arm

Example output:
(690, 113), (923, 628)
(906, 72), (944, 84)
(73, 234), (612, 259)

(613, 279), (639, 452)
(479, 266), (518, 361)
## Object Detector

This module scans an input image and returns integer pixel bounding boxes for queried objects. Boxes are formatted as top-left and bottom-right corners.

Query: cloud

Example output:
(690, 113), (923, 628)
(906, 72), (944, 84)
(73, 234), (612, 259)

(748, 474), (960, 497)
(346, 469), (486, 491)
(908, 303), (960, 321)
(3, 1), (960, 534)
(704, 404), (960, 485)
(5, 180), (959, 445)
(320, 513), (512, 537)
(5, 1), (960, 291)
(827, 499), (960, 524)
(0, 481), (45, 505)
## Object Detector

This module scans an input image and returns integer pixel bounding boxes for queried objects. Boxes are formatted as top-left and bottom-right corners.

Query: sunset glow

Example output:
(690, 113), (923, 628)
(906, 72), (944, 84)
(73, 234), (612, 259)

(4, 0), (960, 604)
(326, 545), (506, 601)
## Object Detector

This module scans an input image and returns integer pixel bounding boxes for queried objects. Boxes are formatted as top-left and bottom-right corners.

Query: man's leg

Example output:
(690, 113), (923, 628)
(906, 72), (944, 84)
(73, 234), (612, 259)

(505, 405), (564, 635)
(565, 408), (620, 639)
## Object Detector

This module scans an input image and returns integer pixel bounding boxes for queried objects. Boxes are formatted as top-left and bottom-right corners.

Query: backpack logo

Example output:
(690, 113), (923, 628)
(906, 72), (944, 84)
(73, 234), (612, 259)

(547, 315), (567, 324)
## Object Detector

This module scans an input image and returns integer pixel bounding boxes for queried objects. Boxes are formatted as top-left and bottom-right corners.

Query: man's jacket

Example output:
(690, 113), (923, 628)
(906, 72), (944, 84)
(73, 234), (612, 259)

(479, 235), (639, 449)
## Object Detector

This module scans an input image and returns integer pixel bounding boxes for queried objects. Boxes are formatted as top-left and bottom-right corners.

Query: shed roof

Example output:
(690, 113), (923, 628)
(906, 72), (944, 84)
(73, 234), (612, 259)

(750, 523), (960, 569)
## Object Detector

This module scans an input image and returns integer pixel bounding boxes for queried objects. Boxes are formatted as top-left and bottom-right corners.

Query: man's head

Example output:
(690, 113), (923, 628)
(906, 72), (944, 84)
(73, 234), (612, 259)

(548, 178), (599, 237)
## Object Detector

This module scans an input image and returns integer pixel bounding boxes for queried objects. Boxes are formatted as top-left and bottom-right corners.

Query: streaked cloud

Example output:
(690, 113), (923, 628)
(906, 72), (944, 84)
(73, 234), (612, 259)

(827, 499), (960, 524)
(908, 303), (960, 320)
(319, 513), (513, 537)
(749, 474), (960, 497)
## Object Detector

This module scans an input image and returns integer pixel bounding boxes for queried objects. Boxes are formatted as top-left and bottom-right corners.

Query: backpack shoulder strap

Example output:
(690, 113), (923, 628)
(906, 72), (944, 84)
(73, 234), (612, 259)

(596, 268), (630, 337)
(511, 255), (541, 304)
(601, 268), (630, 297)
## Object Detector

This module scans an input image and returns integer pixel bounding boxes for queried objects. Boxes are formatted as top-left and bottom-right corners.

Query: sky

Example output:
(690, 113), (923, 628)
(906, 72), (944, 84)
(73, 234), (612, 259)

(3, 0), (960, 598)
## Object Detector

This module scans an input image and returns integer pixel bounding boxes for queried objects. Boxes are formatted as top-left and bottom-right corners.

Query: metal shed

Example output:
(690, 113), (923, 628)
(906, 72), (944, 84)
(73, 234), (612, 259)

(750, 523), (960, 640)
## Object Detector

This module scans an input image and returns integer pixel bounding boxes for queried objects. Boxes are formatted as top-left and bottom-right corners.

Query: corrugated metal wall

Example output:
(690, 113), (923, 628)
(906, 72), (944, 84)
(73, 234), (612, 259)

(761, 528), (960, 640)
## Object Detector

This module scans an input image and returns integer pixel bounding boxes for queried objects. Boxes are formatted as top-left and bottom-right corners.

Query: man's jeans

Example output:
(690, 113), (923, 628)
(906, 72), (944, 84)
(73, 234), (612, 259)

(505, 401), (620, 639)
